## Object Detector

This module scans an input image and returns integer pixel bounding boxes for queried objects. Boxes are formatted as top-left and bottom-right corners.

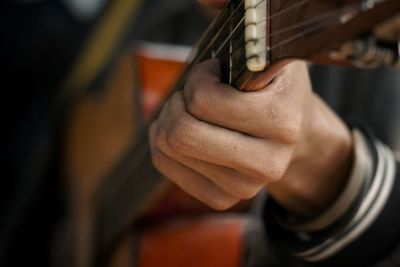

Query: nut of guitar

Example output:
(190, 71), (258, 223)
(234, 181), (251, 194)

(244, 0), (269, 72)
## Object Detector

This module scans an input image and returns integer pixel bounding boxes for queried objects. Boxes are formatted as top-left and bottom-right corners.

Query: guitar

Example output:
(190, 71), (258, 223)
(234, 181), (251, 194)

(60, 0), (400, 266)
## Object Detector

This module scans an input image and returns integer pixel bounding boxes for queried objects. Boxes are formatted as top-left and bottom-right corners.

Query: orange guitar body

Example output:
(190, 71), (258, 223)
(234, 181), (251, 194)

(64, 42), (249, 267)
(133, 43), (249, 267)
(137, 216), (245, 267)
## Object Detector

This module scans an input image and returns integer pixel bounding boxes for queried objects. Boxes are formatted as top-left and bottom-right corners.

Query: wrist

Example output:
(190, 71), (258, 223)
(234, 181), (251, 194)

(268, 94), (353, 218)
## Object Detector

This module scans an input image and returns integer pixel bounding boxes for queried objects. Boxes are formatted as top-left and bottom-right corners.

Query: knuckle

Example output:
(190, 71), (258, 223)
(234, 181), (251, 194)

(262, 98), (304, 145)
(200, 188), (238, 211)
(236, 186), (260, 200)
(166, 118), (194, 153)
(186, 65), (203, 92)
(151, 149), (164, 171)
(170, 91), (183, 105)
(267, 166), (286, 182)
(187, 88), (210, 117)
(270, 111), (302, 145)
(254, 156), (287, 183)
(279, 122), (302, 145)
(268, 156), (289, 182)
(225, 172), (261, 199)
(154, 126), (168, 150)
(207, 197), (237, 211)
(191, 62), (203, 76)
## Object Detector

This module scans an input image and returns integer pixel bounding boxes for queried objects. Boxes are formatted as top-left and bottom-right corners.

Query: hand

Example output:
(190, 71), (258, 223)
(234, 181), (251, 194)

(149, 58), (352, 216)
(149, 0), (353, 216)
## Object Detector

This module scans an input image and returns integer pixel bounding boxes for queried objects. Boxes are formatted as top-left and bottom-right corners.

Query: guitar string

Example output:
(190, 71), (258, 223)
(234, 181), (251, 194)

(231, 14), (351, 86)
(228, 6), (351, 57)
(215, 16), (245, 56)
(230, 6), (358, 85)
(193, 0), (245, 63)
(270, 16), (343, 50)
(262, 6), (353, 38)
(194, 0), (315, 63)
(200, 1), (359, 65)
(218, 5), (353, 60)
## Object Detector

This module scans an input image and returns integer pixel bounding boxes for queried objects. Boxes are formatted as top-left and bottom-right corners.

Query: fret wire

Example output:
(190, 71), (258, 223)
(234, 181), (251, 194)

(229, 42), (233, 84)
(231, 33), (245, 55)
(229, 3), (234, 85)
(215, 16), (245, 57)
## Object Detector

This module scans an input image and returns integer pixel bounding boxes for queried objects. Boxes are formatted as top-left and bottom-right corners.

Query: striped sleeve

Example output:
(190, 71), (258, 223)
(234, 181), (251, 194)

(263, 127), (400, 267)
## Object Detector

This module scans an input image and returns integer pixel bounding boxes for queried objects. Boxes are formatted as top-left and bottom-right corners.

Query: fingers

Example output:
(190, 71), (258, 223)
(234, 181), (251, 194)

(198, 0), (229, 9)
(184, 59), (308, 143)
(149, 57), (313, 210)
(155, 91), (290, 182)
(152, 121), (265, 199)
(149, 124), (239, 210)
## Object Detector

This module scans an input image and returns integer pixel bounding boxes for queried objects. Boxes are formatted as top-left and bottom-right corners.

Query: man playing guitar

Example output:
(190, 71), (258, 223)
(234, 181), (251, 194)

(150, 0), (400, 266)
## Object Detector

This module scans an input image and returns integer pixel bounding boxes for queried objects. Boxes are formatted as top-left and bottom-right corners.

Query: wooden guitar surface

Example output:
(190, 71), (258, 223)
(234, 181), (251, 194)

(64, 43), (208, 267)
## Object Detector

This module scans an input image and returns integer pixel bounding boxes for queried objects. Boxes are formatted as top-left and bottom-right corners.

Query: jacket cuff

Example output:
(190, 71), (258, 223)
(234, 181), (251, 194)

(264, 126), (400, 266)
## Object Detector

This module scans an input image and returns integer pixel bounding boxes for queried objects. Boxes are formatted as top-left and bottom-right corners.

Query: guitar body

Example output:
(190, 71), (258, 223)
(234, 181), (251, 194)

(64, 42), (251, 267)
(64, 50), (140, 267)
(137, 216), (246, 267)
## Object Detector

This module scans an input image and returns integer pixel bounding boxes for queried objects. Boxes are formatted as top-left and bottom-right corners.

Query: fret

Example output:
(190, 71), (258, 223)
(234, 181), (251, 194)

(212, 18), (231, 82)
(229, 1), (234, 85)
(193, 5), (232, 62)
(229, 36), (233, 85)
(230, 0), (249, 87)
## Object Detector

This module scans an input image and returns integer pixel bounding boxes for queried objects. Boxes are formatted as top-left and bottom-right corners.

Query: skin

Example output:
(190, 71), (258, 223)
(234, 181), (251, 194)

(149, 1), (353, 218)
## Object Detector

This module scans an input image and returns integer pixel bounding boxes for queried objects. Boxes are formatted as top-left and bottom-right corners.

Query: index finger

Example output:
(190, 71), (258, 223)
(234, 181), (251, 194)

(198, 0), (229, 9)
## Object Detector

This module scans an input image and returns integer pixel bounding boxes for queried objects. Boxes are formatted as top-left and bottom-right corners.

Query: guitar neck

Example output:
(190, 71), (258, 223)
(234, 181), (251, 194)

(94, 0), (400, 261)
(94, 3), (250, 258)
